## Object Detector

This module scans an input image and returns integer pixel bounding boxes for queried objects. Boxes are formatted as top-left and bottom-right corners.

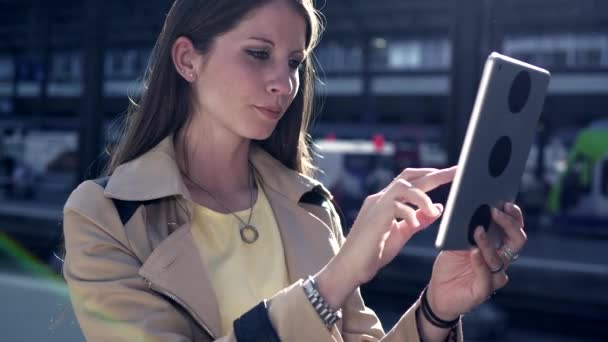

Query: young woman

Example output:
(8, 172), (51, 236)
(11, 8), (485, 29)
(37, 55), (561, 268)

(62, 0), (527, 341)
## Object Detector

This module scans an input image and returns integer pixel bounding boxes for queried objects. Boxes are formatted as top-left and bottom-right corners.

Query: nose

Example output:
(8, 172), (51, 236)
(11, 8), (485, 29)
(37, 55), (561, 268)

(266, 66), (294, 95)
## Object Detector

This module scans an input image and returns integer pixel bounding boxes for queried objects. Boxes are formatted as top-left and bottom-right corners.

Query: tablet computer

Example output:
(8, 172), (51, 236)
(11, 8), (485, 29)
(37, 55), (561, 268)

(435, 52), (550, 250)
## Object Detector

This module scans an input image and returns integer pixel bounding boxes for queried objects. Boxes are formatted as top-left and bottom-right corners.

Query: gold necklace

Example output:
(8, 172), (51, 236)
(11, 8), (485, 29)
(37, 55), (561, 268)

(184, 163), (259, 244)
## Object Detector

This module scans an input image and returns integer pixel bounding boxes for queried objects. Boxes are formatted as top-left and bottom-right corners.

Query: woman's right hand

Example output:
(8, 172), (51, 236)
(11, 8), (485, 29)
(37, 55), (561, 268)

(315, 167), (457, 310)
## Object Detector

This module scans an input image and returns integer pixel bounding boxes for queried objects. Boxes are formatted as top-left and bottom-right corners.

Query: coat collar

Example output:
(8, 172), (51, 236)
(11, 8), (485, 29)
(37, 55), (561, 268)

(104, 135), (328, 204)
(127, 136), (338, 338)
(138, 190), (338, 338)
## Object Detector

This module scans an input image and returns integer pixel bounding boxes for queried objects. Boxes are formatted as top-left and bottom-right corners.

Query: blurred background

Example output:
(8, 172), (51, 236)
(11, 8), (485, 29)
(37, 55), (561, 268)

(0, 0), (607, 341)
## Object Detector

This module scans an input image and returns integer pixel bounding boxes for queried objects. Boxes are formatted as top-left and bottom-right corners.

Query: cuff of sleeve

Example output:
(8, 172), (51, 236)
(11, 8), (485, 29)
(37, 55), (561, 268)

(383, 299), (463, 342)
(445, 322), (463, 342)
(383, 299), (423, 341)
(267, 279), (339, 342)
(233, 300), (280, 342)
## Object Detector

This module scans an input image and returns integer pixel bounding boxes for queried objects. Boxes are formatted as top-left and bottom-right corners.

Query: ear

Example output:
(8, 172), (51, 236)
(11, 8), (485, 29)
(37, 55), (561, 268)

(172, 36), (200, 83)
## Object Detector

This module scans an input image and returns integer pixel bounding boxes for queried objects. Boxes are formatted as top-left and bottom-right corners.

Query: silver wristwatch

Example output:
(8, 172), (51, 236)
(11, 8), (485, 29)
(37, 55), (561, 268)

(302, 276), (342, 328)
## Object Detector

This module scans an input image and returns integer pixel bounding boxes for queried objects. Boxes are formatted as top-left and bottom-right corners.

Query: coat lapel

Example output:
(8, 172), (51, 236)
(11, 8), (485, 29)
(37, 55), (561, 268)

(136, 190), (338, 338)
(137, 190), (338, 338)
(108, 136), (339, 337)
(263, 186), (337, 283)
(138, 225), (223, 338)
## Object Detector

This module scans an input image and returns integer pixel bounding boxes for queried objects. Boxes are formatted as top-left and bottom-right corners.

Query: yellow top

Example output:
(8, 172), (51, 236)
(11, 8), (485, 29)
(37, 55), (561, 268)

(191, 179), (290, 336)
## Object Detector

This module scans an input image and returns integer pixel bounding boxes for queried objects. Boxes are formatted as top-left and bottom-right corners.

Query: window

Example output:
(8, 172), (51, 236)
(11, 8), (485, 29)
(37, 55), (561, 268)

(105, 51), (124, 78)
(370, 38), (450, 71)
(50, 51), (81, 82)
(504, 33), (608, 69)
(105, 48), (150, 79)
(0, 56), (14, 81)
(16, 55), (45, 82)
(575, 49), (602, 67)
(315, 40), (363, 72)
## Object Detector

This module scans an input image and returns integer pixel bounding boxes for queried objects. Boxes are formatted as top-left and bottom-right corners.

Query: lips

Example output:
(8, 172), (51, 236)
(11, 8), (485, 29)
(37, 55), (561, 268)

(254, 105), (282, 120)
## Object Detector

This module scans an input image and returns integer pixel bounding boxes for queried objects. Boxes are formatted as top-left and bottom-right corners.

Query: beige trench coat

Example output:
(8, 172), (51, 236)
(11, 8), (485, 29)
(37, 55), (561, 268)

(63, 136), (462, 341)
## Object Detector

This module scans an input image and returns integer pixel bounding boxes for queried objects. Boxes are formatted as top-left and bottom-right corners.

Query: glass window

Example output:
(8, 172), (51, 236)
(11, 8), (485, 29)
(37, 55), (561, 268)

(105, 48), (153, 79)
(575, 49), (602, 67)
(50, 51), (80, 82)
(371, 38), (451, 71)
(315, 40), (363, 72)
(504, 33), (608, 69)
(123, 49), (139, 76)
(0, 56), (14, 81)
(16, 54), (44, 82)
(105, 51), (120, 78)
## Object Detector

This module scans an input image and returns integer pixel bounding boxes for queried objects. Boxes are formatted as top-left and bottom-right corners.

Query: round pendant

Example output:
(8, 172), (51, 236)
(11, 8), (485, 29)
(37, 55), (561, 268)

(240, 225), (259, 244)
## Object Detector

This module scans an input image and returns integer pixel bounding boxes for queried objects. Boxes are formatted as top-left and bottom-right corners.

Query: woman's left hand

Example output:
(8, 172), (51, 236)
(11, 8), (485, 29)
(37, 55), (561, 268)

(425, 202), (527, 321)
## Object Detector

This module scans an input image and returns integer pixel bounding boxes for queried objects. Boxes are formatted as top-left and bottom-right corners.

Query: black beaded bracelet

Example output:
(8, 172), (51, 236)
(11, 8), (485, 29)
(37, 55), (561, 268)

(420, 287), (461, 329)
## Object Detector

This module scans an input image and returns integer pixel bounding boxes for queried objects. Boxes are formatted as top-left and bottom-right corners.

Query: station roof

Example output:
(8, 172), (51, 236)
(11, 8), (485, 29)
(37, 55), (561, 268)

(1, 0), (607, 50)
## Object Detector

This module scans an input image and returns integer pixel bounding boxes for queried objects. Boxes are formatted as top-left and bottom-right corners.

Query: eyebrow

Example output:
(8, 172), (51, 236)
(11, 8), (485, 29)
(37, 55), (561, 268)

(248, 36), (306, 55)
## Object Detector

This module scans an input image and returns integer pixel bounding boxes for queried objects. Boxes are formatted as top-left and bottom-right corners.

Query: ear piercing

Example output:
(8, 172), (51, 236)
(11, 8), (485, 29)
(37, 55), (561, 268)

(179, 69), (195, 81)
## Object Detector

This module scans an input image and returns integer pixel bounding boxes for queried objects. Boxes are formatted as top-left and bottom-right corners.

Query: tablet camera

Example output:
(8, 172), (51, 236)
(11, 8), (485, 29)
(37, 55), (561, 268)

(468, 204), (492, 246)
(489, 136), (512, 178)
(509, 70), (531, 113)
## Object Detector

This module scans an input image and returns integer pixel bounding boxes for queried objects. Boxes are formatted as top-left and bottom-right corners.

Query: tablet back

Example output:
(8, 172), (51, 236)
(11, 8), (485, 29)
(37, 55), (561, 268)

(436, 52), (550, 250)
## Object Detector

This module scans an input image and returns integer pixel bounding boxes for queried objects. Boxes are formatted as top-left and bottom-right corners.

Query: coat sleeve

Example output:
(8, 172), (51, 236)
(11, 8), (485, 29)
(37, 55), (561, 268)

(306, 197), (464, 342)
(62, 181), (238, 342)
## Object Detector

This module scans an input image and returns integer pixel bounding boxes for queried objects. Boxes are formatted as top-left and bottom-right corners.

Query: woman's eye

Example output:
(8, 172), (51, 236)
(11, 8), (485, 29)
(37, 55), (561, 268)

(247, 49), (303, 71)
(289, 59), (304, 70)
(247, 49), (270, 60)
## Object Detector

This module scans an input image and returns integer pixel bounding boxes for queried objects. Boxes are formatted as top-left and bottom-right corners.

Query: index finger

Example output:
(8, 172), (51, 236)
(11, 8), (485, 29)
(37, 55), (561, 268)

(410, 166), (457, 192)
(384, 168), (437, 192)
(397, 168), (439, 181)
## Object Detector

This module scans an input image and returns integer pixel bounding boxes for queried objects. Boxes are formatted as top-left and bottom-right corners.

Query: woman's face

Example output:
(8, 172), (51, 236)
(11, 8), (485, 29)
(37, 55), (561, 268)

(191, 0), (307, 141)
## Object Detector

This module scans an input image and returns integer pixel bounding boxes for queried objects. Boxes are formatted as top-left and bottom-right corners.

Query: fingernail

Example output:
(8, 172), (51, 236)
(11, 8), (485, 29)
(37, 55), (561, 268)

(505, 202), (514, 211)
(435, 203), (444, 214)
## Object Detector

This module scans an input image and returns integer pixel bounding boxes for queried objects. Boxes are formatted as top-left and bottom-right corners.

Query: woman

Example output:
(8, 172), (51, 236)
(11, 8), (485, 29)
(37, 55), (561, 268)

(62, 0), (527, 341)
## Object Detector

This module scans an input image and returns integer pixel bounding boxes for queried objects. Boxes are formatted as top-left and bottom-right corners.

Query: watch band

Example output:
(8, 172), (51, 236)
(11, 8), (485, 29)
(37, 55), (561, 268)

(302, 276), (342, 328)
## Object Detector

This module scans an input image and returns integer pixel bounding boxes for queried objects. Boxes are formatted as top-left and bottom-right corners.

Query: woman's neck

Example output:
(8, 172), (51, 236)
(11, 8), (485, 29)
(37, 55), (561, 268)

(175, 122), (253, 199)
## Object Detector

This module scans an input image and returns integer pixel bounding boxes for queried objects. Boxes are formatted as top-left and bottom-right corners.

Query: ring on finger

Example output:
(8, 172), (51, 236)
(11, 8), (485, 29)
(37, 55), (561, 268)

(489, 259), (505, 274)
(502, 246), (519, 262)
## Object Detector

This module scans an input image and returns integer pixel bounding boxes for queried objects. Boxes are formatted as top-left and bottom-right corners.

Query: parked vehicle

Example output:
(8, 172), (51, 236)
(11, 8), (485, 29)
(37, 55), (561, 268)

(546, 120), (608, 233)
(313, 138), (396, 229)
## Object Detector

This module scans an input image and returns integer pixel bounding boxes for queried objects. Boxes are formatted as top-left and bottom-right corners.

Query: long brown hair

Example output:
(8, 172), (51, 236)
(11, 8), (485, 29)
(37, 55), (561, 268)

(107, 0), (324, 177)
